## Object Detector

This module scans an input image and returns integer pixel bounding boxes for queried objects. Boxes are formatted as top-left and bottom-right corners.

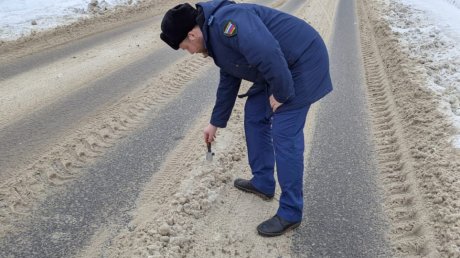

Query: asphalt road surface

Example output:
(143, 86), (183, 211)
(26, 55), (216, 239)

(292, 0), (391, 257)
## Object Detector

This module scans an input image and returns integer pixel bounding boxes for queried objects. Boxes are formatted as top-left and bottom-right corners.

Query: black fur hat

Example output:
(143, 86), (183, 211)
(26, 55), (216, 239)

(160, 3), (198, 50)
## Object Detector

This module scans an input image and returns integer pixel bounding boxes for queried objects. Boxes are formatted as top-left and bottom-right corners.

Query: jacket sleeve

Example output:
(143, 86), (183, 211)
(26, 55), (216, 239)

(210, 69), (242, 128)
(218, 9), (295, 103)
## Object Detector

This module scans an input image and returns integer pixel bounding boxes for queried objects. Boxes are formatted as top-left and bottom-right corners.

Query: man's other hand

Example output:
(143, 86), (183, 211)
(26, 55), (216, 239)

(269, 94), (283, 112)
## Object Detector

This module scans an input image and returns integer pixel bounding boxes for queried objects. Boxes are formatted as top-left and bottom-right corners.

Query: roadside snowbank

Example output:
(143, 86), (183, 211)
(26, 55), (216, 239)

(383, 0), (460, 148)
(0, 0), (137, 40)
(365, 0), (460, 255)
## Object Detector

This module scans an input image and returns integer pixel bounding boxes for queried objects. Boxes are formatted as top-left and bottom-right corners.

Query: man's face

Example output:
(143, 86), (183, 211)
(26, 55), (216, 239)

(179, 26), (207, 55)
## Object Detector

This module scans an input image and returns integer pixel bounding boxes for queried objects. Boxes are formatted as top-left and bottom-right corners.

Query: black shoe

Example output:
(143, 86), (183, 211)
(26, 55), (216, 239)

(234, 178), (274, 200)
(257, 215), (301, 237)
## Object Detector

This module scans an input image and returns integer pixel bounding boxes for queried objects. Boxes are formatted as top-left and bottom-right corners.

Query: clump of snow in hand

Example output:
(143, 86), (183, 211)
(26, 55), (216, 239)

(0, 0), (138, 41)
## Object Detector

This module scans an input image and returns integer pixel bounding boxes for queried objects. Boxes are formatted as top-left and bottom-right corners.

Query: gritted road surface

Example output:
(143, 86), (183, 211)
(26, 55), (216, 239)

(292, 0), (390, 257)
(0, 68), (219, 257)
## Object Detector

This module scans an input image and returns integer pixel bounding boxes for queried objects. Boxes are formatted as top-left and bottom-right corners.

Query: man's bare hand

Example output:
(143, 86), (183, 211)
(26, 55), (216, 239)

(269, 94), (282, 112)
(203, 124), (218, 143)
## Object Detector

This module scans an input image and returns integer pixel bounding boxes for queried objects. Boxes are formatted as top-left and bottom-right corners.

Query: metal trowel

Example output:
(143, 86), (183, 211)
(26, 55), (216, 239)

(206, 142), (214, 161)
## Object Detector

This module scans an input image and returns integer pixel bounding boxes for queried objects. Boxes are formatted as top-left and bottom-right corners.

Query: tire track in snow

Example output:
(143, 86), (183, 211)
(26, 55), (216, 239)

(358, 0), (435, 255)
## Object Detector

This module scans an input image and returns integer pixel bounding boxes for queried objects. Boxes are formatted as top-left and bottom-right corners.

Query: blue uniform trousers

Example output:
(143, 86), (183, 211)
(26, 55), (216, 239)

(244, 90), (310, 223)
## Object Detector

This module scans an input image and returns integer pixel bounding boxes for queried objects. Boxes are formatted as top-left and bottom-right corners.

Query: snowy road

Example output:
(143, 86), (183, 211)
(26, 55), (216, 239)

(1, 1), (319, 257)
(1, 0), (458, 256)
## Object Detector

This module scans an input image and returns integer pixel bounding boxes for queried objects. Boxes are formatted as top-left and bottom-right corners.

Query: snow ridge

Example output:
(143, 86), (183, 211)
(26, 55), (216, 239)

(0, 0), (137, 41)
(443, 0), (460, 9)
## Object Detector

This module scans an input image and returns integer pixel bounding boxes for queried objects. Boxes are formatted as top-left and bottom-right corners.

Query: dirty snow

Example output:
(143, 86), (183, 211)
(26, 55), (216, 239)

(0, 0), (137, 40)
(386, 0), (460, 148)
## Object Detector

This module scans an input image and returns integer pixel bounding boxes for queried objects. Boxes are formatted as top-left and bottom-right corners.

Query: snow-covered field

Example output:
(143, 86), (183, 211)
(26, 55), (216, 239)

(0, 0), (137, 40)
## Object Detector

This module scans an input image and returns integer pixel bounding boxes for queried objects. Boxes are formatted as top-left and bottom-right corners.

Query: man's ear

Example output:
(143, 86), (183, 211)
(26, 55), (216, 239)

(188, 30), (198, 41)
(188, 26), (202, 41)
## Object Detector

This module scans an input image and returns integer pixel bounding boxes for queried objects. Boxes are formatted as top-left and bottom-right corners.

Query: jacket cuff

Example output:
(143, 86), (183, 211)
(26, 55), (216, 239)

(273, 93), (293, 104)
(210, 118), (227, 128)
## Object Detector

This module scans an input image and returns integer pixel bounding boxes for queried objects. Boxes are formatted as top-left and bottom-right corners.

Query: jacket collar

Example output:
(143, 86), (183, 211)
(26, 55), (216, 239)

(196, 0), (235, 57)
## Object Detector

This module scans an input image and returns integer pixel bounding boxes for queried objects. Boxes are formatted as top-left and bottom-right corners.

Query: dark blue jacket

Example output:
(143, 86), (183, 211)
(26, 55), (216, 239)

(197, 0), (332, 128)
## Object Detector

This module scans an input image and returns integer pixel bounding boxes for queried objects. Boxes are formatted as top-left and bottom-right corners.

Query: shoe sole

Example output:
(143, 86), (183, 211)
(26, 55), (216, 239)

(234, 183), (274, 201)
(257, 222), (301, 237)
